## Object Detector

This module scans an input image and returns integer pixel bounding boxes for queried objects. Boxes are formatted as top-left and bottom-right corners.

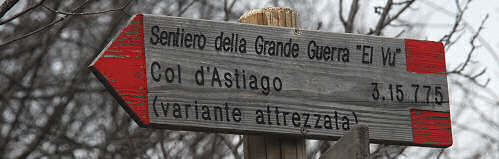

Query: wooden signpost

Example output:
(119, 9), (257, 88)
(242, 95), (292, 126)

(239, 8), (306, 159)
(89, 13), (452, 148)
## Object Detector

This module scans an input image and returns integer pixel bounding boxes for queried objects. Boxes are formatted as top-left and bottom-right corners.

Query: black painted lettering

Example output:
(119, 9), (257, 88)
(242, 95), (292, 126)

(275, 107), (280, 125)
(152, 96), (160, 117)
(224, 103), (230, 122)
(211, 67), (222, 87)
(314, 114), (322, 128)
(324, 115), (332, 129)
(165, 66), (175, 83)
(292, 112), (301, 127)
(282, 111), (289, 126)
(151, 61), (161, 82)
(342, 116), (350, 130)
(150, 26), (160, 45)
(362, 45), (373, 64)
(261, 76), (270, 95)
(233, 108), (241, 122)
(184, 104), (190, 119)
(214, 106), (223, 121)
(303, 113), (311, 128)
(202, 106), (211, 120)
(256, 109), (265, 124)
(224, 72), (232, 88)
(161, 102), (169, 117)
(195, 66), (204, 86)
(266, 106), (272, 125)
(173, 103), (182, 118)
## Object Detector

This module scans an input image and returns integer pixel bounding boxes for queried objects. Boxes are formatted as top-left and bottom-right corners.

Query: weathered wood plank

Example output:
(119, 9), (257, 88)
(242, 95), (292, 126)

(89, 13), (452, 147)
(140, 14), (451, 147)
(321, 124), (370, 159)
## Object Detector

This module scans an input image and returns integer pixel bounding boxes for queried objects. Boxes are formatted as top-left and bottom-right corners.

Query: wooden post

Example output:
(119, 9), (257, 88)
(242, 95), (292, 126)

(320, 124), (370, 159)
(239, 7), (305, 159)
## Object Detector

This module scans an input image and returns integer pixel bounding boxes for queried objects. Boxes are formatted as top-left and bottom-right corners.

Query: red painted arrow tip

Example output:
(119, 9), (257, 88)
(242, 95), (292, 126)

(405, 40), (447, 75)
(410, 109), (452, 147)
(90, 14), (150, 126)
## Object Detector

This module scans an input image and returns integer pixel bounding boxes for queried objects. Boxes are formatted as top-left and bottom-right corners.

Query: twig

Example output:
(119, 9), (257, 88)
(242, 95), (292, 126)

(369, 0), (415, 35)
(439, 0), (472, 49)
(16, 90), (76, 158)
(339, 0), (346, 26)
(392, 0), (413, 5)
(41, 0), (132, 16)
(218, 134), (241, 159)
(344, 0), (359, 33)
(452, 80), (498, 107)
(436, 149), (446, 159)
(223, 0), (237, 21)
(0, 0), (47, 25)
(373, 0), (393, 35)
(0, 0), (20, 19)
(316, 21), (322, 30)
(339, 0), (360, 33)
(394, 29), (405, 37)
(421, 0), (499, 63)
(449, 14), (489, 74)
(0, 0), (131, 48)
(178, 0), (197, 17)
(380, 0), (414, 30)
(159, 136), (169, 159)
(0, 17), (64, 48)
(450, 70), (490, 87)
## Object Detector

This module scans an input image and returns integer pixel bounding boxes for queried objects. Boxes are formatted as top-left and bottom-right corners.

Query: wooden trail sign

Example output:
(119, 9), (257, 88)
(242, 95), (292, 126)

(89, 14), (452, 147)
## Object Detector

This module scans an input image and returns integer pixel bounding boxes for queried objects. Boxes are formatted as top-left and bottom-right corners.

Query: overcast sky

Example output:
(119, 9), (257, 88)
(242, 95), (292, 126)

(386, 1), (499, 158)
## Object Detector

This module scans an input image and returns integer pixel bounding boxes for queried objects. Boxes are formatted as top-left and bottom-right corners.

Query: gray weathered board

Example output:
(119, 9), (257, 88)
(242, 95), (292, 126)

(89, 14), (452, 147)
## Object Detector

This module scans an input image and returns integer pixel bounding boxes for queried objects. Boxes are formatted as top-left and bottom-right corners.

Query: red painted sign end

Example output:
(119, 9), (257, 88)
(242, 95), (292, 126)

(89, 14), (150, 127)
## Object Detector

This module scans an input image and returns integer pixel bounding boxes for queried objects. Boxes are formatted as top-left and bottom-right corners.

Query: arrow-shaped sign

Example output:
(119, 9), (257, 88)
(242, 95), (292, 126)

(89, 14), (452, 147)
(90, 14), (150, 127)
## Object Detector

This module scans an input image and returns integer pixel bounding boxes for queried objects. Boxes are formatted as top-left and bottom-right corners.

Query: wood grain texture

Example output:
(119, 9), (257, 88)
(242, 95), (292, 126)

(243, 135), (266, 159)
(121, 13), (452, 147)
(240, 8), (306, 159)
(321, 124), (370, 159)
(238, 7), (298, 28)
(281, 137), (306, 159)
(410, 109), (452, 146)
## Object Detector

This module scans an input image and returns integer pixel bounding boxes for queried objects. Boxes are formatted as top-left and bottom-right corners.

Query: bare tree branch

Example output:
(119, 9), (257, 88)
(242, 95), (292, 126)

(373, 0), (393, 35)
(380, 0), (414, 30)
(178, 0), (197, 17)
(40, 0), (132, 16)
(224, 0), (238, 21)
(0, 0), (47, 25)
(450, 14), (489, 74)
(0, 16), (64, 48)
(369, 0), (415, 35)
(339, 0), (347, 27)
(447, 14), (490, 88)
(439, 0), (472, 49)
(16, 90), (76, 159)
(0, 0), (19, 19)
(218, 134), (242, 159)
(339, 0), (359, 33)
(0, 0), (132, 48)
